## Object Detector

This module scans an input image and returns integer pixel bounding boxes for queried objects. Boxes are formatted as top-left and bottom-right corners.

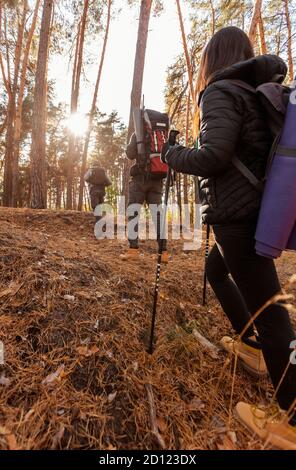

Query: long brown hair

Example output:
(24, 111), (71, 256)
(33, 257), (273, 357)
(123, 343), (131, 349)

(196, 26), (255, 94)
(193, 27), (255, 139)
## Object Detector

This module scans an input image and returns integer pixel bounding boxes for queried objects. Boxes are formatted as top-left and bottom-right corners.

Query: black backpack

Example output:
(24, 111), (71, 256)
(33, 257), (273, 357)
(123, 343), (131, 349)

(134, 108), (170, 177)
(85, 167), (111, 187)
(229, 79), (291, 190)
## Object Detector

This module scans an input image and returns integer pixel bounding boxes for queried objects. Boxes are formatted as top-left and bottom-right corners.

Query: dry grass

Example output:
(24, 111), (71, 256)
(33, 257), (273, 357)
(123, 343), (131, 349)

(0, 207), (295, 450)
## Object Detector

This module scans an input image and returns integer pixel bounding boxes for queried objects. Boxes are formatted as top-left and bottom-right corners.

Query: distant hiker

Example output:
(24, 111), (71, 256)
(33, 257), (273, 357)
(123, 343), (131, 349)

(120, 109), (169, 263)
(162, 26), (296, 449)
(84, 165), (111, 222)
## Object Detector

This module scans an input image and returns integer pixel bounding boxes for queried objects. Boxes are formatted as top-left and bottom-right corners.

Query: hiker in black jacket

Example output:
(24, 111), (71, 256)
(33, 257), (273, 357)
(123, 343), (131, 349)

(84, 165), (111, 223)
(120, 130), (168, 263)
(162, 26), (296, 449)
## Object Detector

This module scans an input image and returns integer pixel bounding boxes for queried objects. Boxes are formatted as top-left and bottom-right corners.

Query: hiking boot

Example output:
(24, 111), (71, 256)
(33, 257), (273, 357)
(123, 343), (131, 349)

(235, 402), (296, 450)
(120, 248), (140, 261)
(161, 251), (169, 264)
(220, 336), (267, 378)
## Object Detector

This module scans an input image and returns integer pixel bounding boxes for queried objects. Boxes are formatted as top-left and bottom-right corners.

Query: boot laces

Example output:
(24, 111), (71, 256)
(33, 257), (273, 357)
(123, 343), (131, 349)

(251, 403), (283, 430)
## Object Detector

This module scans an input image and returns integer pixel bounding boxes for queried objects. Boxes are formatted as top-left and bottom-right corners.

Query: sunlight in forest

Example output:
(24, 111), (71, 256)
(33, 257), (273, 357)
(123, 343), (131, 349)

(63, 113), (89, 137)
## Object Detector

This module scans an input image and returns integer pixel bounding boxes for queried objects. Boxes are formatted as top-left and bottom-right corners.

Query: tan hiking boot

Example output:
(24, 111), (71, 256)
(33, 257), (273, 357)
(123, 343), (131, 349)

(235, 402), (296, 450)
(161, 251), (169, 264)
(220, 336), (267, 378)
(120, 248), (140, 261)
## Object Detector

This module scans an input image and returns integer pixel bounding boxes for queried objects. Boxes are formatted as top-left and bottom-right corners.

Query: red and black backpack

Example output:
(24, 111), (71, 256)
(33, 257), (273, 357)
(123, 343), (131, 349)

(143, 109), (170, 177)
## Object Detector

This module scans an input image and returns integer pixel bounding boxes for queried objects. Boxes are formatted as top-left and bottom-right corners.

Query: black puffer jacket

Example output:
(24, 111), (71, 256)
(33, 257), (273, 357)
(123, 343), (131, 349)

(165, 55), (287, 224)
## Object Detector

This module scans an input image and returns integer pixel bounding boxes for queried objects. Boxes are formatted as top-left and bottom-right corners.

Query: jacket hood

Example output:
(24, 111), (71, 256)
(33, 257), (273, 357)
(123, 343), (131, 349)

(208, 54), (287, 89)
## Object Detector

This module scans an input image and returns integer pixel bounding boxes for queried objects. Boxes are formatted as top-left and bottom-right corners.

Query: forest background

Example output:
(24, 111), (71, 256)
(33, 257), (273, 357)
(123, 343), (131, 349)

(0, 0), (295, 213)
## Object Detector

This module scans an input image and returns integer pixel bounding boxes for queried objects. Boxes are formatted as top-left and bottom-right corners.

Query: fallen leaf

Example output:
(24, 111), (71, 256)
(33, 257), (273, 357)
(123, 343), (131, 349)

(7, 433), (18, 450)
(192, 329), (219, 359)
(211, 415), (227, 434)
(156, 418), (167, 433)
(42, 365), (65, 385)
(63, 295), (75, 302)
(0, 282), (23, 299)
(0, 426), (9, 435)
(159, 293), (169, 300)
(188, 397), (205, 411)
(227, 431), (237, 445)
(107, 392), (117, 403)
(106, 444), (117, 450)
(51, 425), (65, 450)
(0, 374), (11, 386)
(217, 435), (236, 450)
(0, 288), (13, 298)
(76, 345), (99, 357)
(24, 409), (35, 422)
(76, 291), (91, 299)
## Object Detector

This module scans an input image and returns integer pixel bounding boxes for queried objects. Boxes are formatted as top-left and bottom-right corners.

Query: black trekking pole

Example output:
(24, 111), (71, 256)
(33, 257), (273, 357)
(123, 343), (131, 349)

(202, 223), (211, 306)
(148, 130), (180, 355)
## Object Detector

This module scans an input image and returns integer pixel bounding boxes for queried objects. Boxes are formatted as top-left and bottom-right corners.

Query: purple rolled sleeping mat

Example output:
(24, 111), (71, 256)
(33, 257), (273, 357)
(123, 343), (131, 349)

(255, 90), (296, 259)
(287, 224), (296, 250)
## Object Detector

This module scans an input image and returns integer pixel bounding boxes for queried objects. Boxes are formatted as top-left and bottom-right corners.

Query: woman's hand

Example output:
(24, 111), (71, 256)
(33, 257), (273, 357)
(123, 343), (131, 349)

(160, 141), (171, 163)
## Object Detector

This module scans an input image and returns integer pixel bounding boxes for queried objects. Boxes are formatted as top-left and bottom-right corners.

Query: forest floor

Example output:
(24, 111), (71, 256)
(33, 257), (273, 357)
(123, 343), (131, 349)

(0, 207), (295, 450)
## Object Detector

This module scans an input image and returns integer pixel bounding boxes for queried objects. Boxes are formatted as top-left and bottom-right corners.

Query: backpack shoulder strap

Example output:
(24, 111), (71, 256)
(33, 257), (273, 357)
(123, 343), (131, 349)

(225, 80), (264, 192)
(232, 156), (264, 192)
(226, 79), (257, 94)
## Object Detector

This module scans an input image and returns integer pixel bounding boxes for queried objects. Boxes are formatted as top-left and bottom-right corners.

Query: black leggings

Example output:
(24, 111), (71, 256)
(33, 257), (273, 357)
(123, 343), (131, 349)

(206, 220), (296, 420)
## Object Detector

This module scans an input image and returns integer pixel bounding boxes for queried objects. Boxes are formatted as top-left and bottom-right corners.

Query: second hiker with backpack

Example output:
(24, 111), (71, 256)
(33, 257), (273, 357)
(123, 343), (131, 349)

(84, 164), (112, 225)
(162, 26), (296, 449)
(120, 109), (170, 263)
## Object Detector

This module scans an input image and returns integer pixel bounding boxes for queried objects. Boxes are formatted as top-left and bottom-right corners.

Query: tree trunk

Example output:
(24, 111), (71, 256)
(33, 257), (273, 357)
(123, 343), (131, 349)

(122, 0), (152, 200)
(66, 0), (89, 209)
(241, 0), (245, 30)
(3, 2), (28, 207)
(12, 0), (41, 207)
(4, 12), (11, 85)
(176, 0), (195, 102)
(62, 183), (66, 209)
(257, 12), (267, 54)
(73, 177), (78, 210)
(209, 0), (216, 36)
(248, 0), (263, 46)
(48, 179), (52, 209)
(0, 6), (12, 99)
(30, 0), (53, 209)
(56, 175), (61, 209)
(276, 13), (284, 56)
(170, 82), (188, 122)
(78, 0), (112, 211)
(284, 0), (294, 82)
(183, 91), (190, 207)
